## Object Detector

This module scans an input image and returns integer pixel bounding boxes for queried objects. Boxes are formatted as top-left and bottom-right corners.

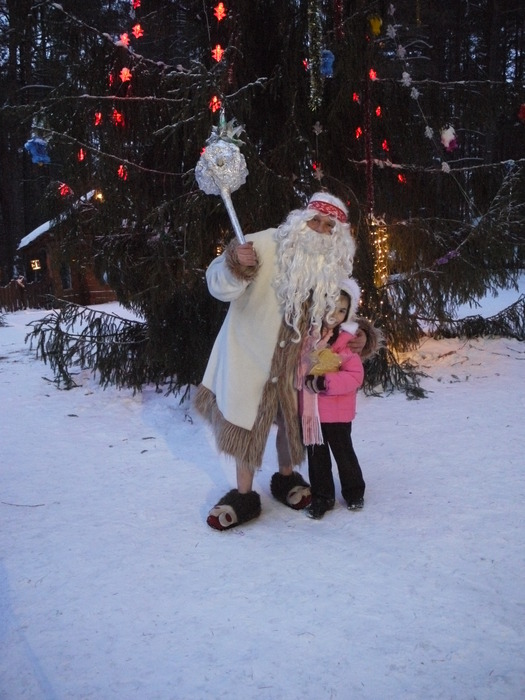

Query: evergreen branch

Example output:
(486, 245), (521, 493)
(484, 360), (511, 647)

(26, 129), (187, 177)
(384, 78), (521, 88)
(432, 295), (525, 341)
(43, 1), (178, 73)
(25, 300), (154, 392)
(363, 347), (428, 399)
(347, 157), (525, 174)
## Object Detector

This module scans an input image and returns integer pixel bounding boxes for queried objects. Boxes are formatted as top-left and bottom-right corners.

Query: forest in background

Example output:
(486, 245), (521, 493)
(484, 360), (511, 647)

(0, 0), (524, 394)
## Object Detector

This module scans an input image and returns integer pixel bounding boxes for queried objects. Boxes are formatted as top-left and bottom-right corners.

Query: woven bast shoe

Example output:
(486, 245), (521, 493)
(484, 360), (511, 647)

(206, 489), (262, 531)
(270, 471), (312, 510)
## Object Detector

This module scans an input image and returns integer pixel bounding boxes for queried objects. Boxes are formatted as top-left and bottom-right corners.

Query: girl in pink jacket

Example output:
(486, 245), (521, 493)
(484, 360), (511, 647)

(298, 279), (366, 519)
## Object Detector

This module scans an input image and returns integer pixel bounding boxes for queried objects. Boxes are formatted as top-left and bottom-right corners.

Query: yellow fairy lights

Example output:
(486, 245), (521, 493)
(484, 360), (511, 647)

(369, 216), (389, 288)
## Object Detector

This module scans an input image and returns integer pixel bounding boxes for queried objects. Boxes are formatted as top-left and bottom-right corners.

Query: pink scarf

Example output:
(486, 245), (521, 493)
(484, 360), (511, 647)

(297, 331), (332, 446)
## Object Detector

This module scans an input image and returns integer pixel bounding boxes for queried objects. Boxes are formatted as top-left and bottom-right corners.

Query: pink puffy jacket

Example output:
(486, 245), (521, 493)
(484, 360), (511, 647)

(312, 330), (364, 423)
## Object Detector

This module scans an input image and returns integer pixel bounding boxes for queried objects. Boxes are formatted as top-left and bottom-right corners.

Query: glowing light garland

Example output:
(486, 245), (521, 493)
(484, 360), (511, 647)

(370, 217), (389, 288)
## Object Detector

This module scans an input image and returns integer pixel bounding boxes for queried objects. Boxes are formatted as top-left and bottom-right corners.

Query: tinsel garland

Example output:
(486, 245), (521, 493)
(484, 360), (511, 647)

(307, 0), (323, 111)
(334, 0), (344, 40)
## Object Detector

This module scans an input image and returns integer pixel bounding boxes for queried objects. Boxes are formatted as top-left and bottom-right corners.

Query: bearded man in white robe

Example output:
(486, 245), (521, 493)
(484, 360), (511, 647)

(195, 192), (380, 530)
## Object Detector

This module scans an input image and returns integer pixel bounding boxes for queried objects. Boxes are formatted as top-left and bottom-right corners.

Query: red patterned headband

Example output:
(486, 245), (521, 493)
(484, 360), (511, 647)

(307, 200), (347, 223)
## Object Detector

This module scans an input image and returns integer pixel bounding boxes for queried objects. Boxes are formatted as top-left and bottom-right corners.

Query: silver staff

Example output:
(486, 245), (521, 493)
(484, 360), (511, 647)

(195, 118), (248, 244)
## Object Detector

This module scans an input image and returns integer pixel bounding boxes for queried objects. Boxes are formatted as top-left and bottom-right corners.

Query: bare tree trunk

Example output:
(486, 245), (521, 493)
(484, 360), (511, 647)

(0, 0), (35, 281)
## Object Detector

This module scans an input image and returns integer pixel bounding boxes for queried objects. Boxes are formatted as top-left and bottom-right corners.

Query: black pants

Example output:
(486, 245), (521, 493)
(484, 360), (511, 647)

(307, 422), (365, 504)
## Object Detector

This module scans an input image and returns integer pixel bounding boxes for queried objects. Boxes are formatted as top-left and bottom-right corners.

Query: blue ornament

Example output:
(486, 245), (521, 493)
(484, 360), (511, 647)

(24, 137), (51, 165)
(320, 50), (335, 78)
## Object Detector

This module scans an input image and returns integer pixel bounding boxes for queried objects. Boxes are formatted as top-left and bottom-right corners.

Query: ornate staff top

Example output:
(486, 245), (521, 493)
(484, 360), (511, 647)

(195, 116), (248, 244)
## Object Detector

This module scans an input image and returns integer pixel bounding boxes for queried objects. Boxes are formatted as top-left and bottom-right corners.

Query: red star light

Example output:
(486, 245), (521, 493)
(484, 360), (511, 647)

(132, 24), (144, 39)
(209, 95), (222, 112)
(211, 44), (224, 62)
(120, 67), (132, 83)
(112, 109), (125, 127)
(214, 3), (227, 21)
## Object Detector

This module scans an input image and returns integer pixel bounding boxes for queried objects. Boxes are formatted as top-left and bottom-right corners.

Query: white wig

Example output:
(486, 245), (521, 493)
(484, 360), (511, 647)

(273, 206), (356, 340)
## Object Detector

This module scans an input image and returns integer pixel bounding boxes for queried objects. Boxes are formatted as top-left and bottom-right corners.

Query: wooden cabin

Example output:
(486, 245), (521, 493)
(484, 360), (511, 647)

(10, 199), (117, 310)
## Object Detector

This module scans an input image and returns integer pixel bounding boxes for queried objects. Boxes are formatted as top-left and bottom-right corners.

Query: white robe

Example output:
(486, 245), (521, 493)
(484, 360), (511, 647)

(201, 228), (284, 431)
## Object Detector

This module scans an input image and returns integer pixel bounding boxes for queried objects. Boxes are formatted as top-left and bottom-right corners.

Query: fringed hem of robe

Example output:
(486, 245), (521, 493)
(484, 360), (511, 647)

(195, 321), (306, 473)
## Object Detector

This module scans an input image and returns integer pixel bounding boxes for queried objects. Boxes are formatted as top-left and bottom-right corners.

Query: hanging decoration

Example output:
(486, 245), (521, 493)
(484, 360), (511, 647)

(307, 0), (323, 110)
(435, 250), (459, 266)
(385, 4), (462, 176)
(312, 121), (324, 181)
(117, 165), (128, 180)
(320, 50), (335, 78)
(368, 14), (383, 37)
(440, 125), (458, 152)
(312, 162), (324, 181)
(24, 137), (51, 165)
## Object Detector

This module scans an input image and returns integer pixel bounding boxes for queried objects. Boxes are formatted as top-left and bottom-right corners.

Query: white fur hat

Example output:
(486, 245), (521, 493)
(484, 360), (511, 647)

(339, 276), (361, 335)
(307, 192), (348, 223)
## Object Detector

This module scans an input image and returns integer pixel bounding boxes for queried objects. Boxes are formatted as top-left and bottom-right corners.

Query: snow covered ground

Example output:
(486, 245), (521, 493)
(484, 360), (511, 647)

(1, 287), (524, 699)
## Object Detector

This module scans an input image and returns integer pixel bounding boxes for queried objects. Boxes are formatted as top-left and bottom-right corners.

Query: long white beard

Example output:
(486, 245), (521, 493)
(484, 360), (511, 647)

(273, 216), (356, 340)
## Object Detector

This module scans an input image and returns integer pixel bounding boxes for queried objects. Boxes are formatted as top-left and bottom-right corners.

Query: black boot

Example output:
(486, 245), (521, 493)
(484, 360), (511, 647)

(306, 497), (335, 520)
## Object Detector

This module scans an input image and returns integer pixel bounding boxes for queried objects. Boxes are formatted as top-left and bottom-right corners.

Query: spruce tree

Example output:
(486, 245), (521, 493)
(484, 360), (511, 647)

(3, 0), (524, 395)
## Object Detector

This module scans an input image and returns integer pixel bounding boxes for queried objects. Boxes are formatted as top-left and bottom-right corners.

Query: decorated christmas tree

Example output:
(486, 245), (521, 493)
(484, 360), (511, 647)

(2, 0), (524, 395)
